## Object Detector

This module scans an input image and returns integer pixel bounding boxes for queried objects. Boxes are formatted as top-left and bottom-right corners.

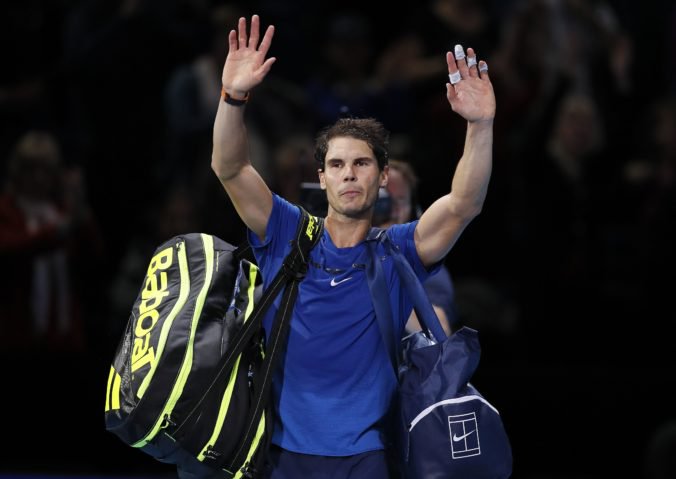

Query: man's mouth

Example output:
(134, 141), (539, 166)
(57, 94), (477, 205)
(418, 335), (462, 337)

(340, 190), (360, 198)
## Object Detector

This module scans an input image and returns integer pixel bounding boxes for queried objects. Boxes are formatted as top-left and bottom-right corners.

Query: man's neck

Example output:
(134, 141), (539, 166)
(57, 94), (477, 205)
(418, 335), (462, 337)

(324, 214), (372, 248)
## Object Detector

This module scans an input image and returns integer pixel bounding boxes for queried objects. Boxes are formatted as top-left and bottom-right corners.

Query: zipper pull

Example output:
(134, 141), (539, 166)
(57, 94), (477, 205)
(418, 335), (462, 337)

(240, 461), (257, 478)
(203, 446), (221, 460)
(160, 414), (176, 429)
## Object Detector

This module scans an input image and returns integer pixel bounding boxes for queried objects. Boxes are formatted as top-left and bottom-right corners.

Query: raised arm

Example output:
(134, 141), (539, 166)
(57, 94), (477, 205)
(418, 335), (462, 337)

(415, 46), (496, 267)
(211, 15), (276, 240)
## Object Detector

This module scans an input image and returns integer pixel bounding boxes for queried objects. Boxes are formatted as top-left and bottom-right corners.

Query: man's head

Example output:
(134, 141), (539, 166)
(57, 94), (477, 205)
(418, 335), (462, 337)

(314, 118), (390, 219)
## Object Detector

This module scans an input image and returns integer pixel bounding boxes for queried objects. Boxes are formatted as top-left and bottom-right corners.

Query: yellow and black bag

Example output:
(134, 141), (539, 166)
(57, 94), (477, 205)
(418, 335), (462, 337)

(104, 207), (322, 478)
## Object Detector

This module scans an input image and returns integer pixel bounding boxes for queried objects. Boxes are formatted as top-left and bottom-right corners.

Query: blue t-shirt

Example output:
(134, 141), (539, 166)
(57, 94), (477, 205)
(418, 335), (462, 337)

(247, 194), (435, 456)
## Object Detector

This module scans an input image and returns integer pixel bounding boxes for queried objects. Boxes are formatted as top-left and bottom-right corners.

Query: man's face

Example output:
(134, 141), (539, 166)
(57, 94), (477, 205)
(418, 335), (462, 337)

(318, 137), (387, 219)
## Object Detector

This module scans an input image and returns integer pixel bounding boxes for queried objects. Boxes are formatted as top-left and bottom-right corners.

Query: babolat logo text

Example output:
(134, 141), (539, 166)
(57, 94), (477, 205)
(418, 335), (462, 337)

(305, 215), (318, 240)
(131, 246), (173, 372)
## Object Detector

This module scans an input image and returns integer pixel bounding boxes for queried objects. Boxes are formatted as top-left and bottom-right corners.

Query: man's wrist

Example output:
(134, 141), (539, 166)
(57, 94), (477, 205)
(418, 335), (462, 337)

(221, 87), (249, 106)
(467, 118), (494, 129)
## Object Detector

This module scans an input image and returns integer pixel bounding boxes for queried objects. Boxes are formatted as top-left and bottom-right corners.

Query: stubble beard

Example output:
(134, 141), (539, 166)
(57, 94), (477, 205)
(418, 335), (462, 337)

(329, 195), (376, 220)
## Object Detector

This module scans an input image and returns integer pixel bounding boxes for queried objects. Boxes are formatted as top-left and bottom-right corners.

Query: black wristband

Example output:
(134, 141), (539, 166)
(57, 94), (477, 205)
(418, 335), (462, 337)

(221, 87), (249, 106)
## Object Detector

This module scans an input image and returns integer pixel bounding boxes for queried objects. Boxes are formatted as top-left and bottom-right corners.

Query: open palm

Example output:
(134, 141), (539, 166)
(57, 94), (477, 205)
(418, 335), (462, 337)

(221, 15), (276, 95)
(446, 48), (496, 123)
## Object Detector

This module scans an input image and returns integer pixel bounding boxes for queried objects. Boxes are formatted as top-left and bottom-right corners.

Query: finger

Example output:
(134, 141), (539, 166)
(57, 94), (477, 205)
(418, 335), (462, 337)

(248, 14), (260, 49)
(237, 17), (247, 49)
(447, 51), (462, 86)
(478, 60), (490, 81)
(466, 47), (479, 78)
(454, 44), (470, 79)
(228, 29), (237, 53)
(257, 57), (277, 78)
(258, 24), (275, 56)
(446, 82), (458, 102)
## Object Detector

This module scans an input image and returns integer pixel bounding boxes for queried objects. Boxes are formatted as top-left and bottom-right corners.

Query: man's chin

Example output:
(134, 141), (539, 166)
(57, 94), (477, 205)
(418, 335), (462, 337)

(328, 197), (377, 217)
(343, 207), (373, 220)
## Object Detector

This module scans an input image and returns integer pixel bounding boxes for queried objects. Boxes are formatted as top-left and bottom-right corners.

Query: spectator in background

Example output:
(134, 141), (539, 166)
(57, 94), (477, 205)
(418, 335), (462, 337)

(376, 159), (457, 335)
(625, 96), (676, 270)
(0, 130), (104, 352)
(617, 94), (676, 361)
(519, 91), (617, 360)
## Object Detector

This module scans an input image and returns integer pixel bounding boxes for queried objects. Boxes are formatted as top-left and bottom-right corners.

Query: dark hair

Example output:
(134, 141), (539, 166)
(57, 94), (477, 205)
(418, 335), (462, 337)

(314, 117), (389, 171)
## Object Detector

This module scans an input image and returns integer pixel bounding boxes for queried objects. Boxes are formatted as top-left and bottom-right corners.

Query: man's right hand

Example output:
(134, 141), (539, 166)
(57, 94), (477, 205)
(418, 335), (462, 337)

(221, 15), (276, 98)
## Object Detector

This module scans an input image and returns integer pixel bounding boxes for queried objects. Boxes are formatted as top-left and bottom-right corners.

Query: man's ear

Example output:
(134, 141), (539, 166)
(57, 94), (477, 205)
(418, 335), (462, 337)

(318, 169), (326, 190)
(380, 165), (389, 188)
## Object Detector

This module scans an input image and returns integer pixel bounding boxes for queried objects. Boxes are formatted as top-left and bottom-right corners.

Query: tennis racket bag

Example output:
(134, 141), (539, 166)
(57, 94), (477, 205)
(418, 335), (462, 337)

(104, 208), (322, 478)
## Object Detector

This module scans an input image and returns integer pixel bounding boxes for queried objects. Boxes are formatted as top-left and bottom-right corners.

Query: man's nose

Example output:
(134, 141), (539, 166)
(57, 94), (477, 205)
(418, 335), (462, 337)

(342, 165), (356, 181)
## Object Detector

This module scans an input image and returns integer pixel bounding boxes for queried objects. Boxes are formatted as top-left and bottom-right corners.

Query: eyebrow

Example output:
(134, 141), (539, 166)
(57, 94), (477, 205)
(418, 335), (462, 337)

(326, 156), (375, 163)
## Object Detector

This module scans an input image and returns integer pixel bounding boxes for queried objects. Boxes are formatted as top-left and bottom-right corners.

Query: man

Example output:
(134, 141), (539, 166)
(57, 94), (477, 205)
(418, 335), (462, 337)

(211, 15), (495, 478)
(378, 159), (457, 335)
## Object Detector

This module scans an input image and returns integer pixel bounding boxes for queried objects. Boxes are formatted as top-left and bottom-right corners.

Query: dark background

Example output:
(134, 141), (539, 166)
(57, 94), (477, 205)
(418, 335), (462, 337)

(1, 0), (675, 478)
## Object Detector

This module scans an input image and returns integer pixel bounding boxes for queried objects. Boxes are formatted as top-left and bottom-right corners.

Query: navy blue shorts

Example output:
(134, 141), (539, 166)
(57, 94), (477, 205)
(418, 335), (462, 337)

(262, 445), (392, 479)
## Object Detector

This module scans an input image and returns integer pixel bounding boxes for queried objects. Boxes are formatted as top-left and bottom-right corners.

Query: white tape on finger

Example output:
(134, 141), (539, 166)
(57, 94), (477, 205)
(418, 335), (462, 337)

(479, 62), (488, 73)
(467, 56), (477, 68)
(454, 44), (465, 60)
(449, 71), (462, 85)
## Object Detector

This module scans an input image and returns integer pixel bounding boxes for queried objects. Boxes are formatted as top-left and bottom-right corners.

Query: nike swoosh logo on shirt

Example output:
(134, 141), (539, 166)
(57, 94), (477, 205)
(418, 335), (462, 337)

(452, 430), (476, 442)
(330, 277), (353, 287)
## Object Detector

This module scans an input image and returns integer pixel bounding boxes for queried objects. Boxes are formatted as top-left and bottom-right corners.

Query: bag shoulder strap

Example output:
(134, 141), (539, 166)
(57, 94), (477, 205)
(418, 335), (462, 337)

(221, 204), (322, 385)
(365, 227), (447, 372)
(224, 206), (323, 472)
(365, 228), (398, 372)
(283, 204), (323, 278)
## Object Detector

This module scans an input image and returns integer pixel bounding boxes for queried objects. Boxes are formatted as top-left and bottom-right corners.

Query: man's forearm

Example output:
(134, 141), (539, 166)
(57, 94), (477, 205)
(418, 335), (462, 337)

(449, 119), (493, 218)
(211, 99), (250, 182)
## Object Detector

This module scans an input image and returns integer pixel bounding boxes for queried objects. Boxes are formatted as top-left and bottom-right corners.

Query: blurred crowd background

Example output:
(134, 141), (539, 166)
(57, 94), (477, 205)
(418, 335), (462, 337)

(1, 0), (675, 477)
